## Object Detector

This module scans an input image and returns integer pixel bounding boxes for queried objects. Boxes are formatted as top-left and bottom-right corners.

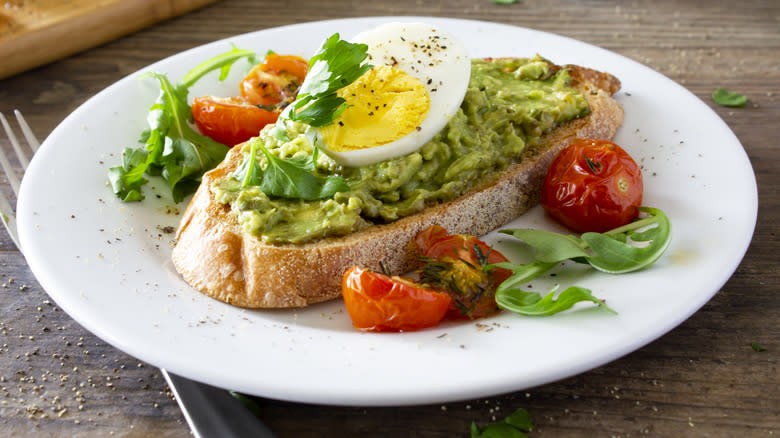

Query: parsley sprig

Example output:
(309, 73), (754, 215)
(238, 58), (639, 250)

(284, 33), (373, 127)
(491, 207), (671, 316)
(108, 46), (257, 202)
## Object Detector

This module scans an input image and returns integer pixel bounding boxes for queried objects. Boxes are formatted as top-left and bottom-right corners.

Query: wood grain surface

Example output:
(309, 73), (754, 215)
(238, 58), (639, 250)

(0, 0), (777, 437)
(0, 0), (218, 79)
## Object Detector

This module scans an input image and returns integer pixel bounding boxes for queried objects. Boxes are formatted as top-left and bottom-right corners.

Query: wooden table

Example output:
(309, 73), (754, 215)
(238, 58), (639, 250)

(1, 0), (777, 436)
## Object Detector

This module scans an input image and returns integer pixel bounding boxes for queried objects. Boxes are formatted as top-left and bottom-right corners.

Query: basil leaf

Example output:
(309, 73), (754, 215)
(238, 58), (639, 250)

(583, 207), (672, 274)
(712, 88), (748, 107)
(496, 286), (616, 316)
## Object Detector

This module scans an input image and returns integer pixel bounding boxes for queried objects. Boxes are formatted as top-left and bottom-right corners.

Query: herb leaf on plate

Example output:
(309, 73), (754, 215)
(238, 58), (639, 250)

(108, 46), (256, 202)
(492, 207), (671, 317)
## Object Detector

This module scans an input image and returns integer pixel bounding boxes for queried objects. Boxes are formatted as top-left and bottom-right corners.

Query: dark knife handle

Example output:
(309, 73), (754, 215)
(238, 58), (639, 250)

(162, 369), (279, 438)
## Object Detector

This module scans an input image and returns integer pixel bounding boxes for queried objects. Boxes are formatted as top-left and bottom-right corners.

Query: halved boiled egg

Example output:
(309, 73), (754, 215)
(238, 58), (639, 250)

(316, 22), (471, 167)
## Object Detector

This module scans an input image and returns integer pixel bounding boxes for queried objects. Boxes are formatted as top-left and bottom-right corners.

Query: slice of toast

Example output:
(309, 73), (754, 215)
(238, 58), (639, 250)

(171, 64), (624, 308)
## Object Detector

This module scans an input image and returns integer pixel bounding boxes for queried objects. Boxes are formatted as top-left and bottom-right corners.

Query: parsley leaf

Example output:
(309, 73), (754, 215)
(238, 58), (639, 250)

(285, 33), (372, 127)
(108, 46), (256, 202)
(712, 88), (748, 107)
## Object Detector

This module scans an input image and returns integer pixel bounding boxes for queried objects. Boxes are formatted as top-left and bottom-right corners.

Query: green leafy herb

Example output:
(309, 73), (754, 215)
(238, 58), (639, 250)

(108, 46), (256, 202)
(496, 285), (616, 316)
(492, 0), (519, 4)
(751, 342), (767, 352)
(492, 207), (671, 316)
(233, 138), (349, 200)
(284, 33), (372, 127)
(712, 88), (748, 107)
(472, 408), (533, 438)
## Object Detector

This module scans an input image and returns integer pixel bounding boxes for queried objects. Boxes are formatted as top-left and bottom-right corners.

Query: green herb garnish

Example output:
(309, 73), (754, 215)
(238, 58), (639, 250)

(712, 88), (748, 107)
(492, 0), (519, 4)
(233, 137), (349, 200)
(491, 207), (671, 316)
(472, 408), (533, 438)
(108, 46), (256, 202)
(284, 33), (373, 127)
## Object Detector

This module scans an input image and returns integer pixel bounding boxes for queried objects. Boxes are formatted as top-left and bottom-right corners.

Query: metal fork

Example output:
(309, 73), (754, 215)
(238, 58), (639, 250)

(0, 110), (38, 249)
(0, 110), (277, 438)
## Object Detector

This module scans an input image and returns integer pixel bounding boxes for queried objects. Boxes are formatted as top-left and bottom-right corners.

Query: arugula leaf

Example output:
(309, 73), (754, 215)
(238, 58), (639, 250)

(108, 46), (256, 202)
(583, 207), (672, 273)
(285, 33), (372, 127)
(492, 207), (671, 317)
(233, 138), (349, 200)
(471, 408), (533, 438)
(490, 260), (558, 293)
(712, 88), (748, 107)
(499, 228), (588, 263)
(499, 207), (671, 275)
(496, 285), (616, 316)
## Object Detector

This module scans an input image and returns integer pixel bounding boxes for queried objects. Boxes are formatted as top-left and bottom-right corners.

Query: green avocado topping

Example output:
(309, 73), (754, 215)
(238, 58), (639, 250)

(213, 56), (591, 244)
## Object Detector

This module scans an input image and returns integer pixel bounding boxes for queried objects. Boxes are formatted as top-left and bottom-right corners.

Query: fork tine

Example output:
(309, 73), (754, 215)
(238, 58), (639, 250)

(0, 189), (20, 249)
(0, 112), (30, 170)
(15, 109), (40, 153)
(0, 113), (22, 196)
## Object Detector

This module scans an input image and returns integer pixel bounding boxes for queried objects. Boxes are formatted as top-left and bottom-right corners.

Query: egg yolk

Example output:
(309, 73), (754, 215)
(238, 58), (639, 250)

(319, 65), (430, 152)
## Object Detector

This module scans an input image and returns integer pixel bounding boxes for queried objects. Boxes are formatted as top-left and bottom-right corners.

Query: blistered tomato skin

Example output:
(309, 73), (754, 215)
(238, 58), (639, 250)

(191, 54), (309, 147)
(341, 266), (451, 332)
(191, 96), (279, 146)
(414, 225), (511, 319)
(239, 54), (309, 107)
(541, 138), (643, 233)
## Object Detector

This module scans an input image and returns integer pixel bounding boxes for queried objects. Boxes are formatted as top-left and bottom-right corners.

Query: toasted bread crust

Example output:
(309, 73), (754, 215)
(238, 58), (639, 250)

(172, 64), (624, 308)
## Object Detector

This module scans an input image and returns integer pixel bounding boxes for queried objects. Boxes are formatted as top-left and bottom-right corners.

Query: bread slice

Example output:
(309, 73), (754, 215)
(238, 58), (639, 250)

(171, 64), (623, 308)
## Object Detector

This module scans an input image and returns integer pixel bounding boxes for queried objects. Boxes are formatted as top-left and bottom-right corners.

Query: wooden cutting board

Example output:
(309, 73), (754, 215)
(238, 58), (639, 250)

(0, 0), (218, 79)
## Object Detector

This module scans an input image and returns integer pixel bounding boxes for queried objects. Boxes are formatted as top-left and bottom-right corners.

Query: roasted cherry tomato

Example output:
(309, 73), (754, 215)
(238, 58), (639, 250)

(191, 54), (308, 147)
(541, 138), (643, 233)
(240, 54), (309, 107)
(191, 96), (279, 146)
(342, 266), (451, 332)
(415, 225), (511, 319)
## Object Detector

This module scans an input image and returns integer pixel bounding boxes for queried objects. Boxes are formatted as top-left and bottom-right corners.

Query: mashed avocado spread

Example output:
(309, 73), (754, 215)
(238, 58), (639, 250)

(213, 56), (590, 244)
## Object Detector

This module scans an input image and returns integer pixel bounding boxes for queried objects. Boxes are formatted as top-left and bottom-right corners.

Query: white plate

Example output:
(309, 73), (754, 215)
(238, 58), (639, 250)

(17, 17), (757, 406)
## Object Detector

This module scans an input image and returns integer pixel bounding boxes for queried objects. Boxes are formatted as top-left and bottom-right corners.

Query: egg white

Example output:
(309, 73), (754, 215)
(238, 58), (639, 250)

(317, 22), (471, 167)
